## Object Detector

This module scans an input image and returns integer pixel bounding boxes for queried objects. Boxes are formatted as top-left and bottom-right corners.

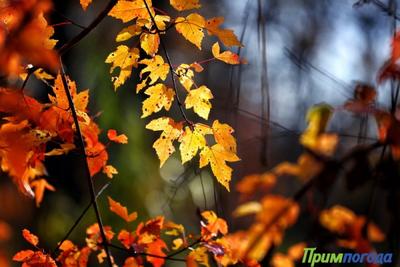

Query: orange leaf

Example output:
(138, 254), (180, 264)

(201, 211), (228, 239)
(108, 196), (138, 222)
(107, 129), (128, 144)
(30, 178), (55, 207)
(391, 31), (400, 62)
(22, 229), (39, 246)
(124, 257), (141, 267)
(146, 238), (168, 267)
(13, 250), (34, 262)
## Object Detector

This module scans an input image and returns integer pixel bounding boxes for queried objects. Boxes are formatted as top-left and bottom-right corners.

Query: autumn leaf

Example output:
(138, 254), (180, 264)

(212, 42), (240, 65)
(300, 103), (334, 153)
(107, 129), (128, 144)
(0, 6), (59, 75)
(103, 165), (118, 178)
(146, 117), (183, 167)
(146, 239), (168, 267)
(124, 257), (141, 267)
(391, 30), (400, 62)
(109, 0), (152, 22)
(45, 143), (76, 156)
(118, 229), (136, 249)
(212, 120), (236, 153)
(187, 247), (210, 267)
(13, 250), (34, 262)
(185, 85), (213, 119)
(49, 74), (89, 111)
(116, 25), (142, 42)
(170, 0), (201, 11)
(108, 196), (138, 222)
(206, 17), (241, 47)
(233, 202), (262, 217)
(200, 144), (240, 191)
(140, 33), (160, 56)
(179, 124), (211, 164)
(176, 64), (195, 91)
(138, 55), (169, 91)
(22, 229), (39, 246)
(175, 13), (205, 49)
(80, 0), (93, 10)
(201, 210), (228, 238)
(30, 178), (55, 207)
(105, 45), (140, 90)
(142, 84), (175, 118)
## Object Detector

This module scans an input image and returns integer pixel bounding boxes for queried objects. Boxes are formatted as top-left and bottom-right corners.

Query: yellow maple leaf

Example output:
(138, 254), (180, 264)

(175, 13), (205, 50)
(212, 42), (240, 65)
(212, 120), (236, 152)
(146, 117), (183, 167)
(108, 0), (152, 23)
(105, 45), (140, 90)
(179, 124), (211, 164)
(144, 15), (171, 31)
(185, 85), (213, 119)
(200, 144), (240, 191)
(116, 25), (142, 42)
(176, 64), (194, 92)
(206, 17), (242, 47)
(142, 84), (175, 118)
(139, 55), (170, 91)
(140, 33), (160, 56)
(80, 0), (93, 10)
(170, 0), (201, 11)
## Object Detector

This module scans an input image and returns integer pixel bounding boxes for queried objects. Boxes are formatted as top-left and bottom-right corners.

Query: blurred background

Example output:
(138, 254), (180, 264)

(1, 0), (400, 266)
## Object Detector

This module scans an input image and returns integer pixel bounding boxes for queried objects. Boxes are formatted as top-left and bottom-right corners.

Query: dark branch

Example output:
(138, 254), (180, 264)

(58, 0), (118, 55)
(59, 60), (113, 267)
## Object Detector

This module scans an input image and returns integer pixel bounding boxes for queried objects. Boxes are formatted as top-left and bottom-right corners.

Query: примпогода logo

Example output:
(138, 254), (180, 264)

(302, 247), (392, 266)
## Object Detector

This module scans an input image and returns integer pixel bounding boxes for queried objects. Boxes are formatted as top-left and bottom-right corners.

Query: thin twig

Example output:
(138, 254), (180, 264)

(53, 9), (86, 30)
(51, 182), (111, 256)
(58, 0), (118, 55)
(108, 243), (186, 262)
(142, 0), (192, 126)
(59, 60), (113, 266)
(258, 0), (270, 166)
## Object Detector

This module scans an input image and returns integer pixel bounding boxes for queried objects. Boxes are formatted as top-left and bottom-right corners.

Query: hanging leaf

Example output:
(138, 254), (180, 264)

(185, 85), (213, 119)
(175, 13), (205, 49)
(146, 117), (183, 167)
(199, 144), (240, 191)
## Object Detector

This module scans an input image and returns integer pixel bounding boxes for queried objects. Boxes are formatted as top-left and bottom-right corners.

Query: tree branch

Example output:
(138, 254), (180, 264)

(58, 0), (118, 55)
(59, 60), (113, 267)
(109, 243), (186, 262)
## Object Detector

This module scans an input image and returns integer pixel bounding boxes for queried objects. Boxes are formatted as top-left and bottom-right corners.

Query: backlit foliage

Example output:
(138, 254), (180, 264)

(105, 0), (244, 190)
(0, 0), (397, 266)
